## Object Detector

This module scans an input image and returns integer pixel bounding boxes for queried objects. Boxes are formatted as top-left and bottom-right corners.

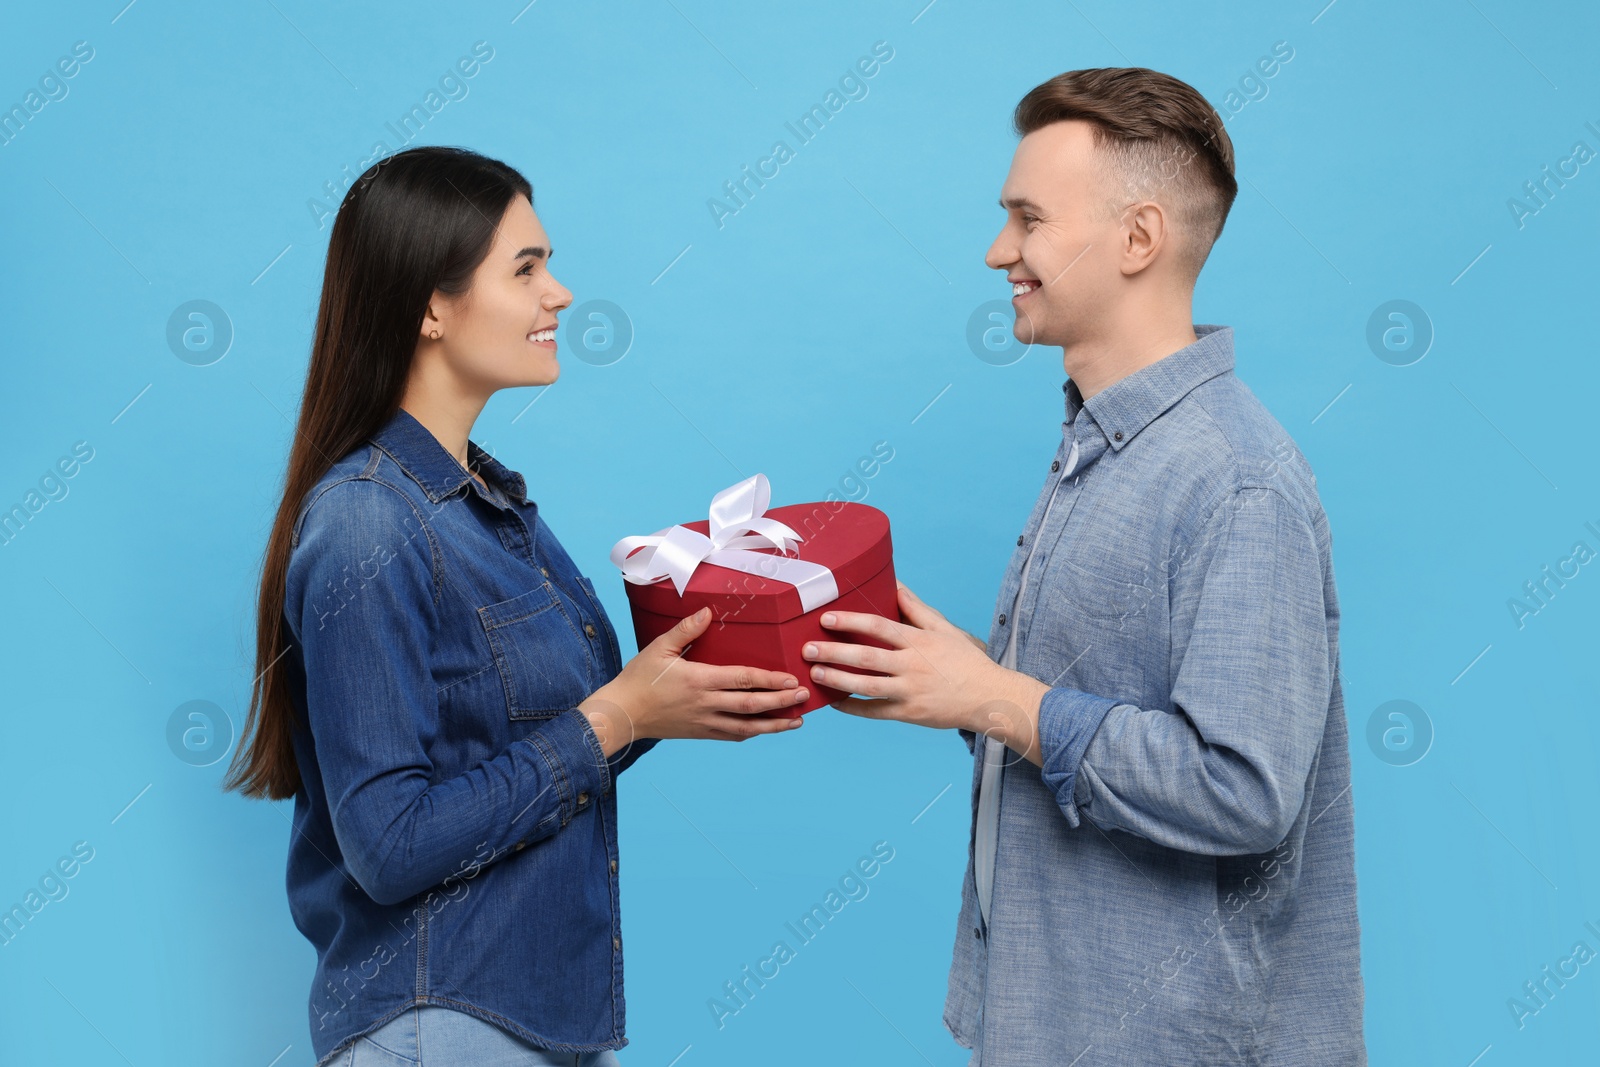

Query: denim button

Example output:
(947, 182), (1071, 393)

(1016, 535), (1024, 546)
(513, 841), (525, 851)
(1051, 459), (1060, 472)
(540, 566), (549, 576)
(610, 859), (618, 874)
(584, 623), (597, 638)
(974, 927), (982, 939)
(1113, 431), (1123, 441)
(577, 791), (589, 807)
(613, 936), (621, 950)
(998, 613), (1007, 626)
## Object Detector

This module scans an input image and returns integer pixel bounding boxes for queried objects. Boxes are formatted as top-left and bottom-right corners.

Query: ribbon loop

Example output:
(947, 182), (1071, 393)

(609, 474), (840, 611)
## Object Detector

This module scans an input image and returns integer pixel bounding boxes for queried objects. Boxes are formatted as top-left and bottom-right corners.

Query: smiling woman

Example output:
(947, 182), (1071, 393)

(224, 145), (810, 1067)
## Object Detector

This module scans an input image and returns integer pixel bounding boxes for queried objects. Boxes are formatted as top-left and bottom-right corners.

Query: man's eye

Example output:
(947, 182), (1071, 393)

(1023, 214), (1040, 226)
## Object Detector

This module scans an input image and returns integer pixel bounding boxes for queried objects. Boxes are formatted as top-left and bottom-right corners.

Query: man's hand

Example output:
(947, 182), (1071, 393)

(801, 581), (1051, 764)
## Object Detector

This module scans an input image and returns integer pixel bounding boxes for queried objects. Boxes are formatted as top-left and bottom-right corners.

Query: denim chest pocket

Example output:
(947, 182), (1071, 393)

(477, 583), (596, 720)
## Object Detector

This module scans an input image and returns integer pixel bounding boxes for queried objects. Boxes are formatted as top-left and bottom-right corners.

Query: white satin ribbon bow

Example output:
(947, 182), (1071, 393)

(609, 474), (840, 612)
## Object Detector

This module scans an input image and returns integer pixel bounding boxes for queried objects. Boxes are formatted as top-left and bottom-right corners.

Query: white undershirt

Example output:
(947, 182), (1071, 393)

(974, 436), (1080, 927)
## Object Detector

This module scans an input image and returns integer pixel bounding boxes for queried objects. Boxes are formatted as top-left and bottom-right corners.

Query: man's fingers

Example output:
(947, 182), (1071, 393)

(831, 696), (893, 719)
(819, 609), (907, 647)
(808, 663), (894, 698)
(895, 582), (946, 630)
(802, 639), (890, 672)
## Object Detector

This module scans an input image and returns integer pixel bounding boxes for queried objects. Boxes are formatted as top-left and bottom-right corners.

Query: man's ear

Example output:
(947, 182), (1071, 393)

(1119, 200), (1170, 276)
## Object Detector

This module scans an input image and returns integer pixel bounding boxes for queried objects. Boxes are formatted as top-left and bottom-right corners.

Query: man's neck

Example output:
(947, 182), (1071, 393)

(1064, 313), (1199, 401)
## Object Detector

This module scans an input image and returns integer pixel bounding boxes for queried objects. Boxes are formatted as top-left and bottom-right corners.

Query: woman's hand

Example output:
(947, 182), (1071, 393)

(578, 607), (808, 755)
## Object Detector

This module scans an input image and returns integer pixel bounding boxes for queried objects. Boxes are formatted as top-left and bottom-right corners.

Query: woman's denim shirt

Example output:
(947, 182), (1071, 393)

(280, 406), (655, 1065)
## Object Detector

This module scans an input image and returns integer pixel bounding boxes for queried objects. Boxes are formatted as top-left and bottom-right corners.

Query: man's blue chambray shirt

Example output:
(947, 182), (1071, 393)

(947, 325), (1365, 1066)
(280, 406), (656, 1065)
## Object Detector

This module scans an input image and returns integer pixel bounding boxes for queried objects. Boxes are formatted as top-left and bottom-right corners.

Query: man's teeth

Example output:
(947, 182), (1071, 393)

(529, 328), (555, 342)
(1013, 281), (1040, 296)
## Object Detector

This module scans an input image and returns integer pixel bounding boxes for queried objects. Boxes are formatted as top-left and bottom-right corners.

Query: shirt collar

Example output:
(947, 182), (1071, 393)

(1063, 324), (1234, 451)
(369, 406), (530, 507)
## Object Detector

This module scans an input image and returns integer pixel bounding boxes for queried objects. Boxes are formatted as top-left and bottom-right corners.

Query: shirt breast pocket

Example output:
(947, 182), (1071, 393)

(1036, 555), (1159, 697)
(1058, 555), (1158, 631)
(478, 583), (594, 720)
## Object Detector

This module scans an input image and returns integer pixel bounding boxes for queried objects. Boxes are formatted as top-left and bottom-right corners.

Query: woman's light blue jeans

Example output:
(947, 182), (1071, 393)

(336, 1005), (623, 1066)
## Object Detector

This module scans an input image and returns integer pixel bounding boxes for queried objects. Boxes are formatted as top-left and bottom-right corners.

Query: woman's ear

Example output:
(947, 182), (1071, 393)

(420, 298), (444, 342)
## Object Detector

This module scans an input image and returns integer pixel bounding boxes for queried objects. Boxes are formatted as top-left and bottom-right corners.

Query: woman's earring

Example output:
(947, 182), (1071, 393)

(429, 330), (441, 340)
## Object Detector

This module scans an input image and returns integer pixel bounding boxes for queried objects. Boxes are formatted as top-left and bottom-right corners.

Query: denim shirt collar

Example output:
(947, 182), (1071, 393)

(1062, 324), (1234, 450)
(369, 405), (530, 507)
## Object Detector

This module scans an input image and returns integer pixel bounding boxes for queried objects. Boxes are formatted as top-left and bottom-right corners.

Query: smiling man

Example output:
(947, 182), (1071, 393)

(802, 68), (1364, 1065)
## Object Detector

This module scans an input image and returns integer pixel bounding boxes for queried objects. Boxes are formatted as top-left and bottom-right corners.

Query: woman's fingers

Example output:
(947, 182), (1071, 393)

(707, 686), (811, 715)
(694, 663), (800, 692)
(704, 713), (804, 741)
(649, 607), (712, 658)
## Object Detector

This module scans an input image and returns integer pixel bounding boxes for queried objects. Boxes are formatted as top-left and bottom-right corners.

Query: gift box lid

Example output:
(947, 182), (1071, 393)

(620, 501), (892, 624)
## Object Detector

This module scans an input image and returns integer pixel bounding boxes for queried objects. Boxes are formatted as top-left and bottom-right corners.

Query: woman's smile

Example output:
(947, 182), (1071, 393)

(527, 323), (558, 351)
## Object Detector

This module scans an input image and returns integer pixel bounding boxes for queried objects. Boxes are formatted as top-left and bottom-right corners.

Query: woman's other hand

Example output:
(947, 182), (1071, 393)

(578, 607), (807, 755)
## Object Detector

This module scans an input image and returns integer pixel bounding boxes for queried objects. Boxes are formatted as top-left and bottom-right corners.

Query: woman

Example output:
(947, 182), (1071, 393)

(223, 146), (810, 1067)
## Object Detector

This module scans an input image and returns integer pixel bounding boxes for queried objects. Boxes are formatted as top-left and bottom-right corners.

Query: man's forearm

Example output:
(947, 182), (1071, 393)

(967, 667), (1052, 766)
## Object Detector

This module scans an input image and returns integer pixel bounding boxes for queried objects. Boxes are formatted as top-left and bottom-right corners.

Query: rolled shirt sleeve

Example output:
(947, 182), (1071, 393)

(287, 479), (612, 906)
(1036, 485), (1332, 856)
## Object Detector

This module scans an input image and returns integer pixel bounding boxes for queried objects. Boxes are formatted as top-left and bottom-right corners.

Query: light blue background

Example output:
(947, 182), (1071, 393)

(3, 1), (1597, 1064)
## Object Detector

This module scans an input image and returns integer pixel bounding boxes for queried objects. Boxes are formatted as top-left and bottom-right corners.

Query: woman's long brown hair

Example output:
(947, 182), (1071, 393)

(224, 146), (533, 800)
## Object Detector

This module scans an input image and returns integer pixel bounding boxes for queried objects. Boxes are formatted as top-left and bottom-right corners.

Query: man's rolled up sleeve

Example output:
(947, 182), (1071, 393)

(1037, 688), (1123, 827)
(1037, 486), (1332, 855)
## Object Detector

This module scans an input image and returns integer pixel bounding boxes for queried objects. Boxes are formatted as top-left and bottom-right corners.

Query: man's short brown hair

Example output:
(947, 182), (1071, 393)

(1014, 67), (1237, 283)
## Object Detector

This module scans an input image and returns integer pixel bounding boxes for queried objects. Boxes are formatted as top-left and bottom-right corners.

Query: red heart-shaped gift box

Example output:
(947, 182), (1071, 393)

(617, 500), (898, 716)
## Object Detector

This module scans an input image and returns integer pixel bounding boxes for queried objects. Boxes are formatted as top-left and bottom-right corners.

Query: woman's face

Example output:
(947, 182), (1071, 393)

(422, 193), (572, 392)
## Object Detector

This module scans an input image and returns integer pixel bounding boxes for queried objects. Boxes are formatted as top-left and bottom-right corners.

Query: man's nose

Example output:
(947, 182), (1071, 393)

(985, 228), (1015, 271)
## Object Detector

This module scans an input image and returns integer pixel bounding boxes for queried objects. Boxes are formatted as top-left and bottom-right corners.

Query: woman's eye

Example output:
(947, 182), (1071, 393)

(517, 263), (534, 276)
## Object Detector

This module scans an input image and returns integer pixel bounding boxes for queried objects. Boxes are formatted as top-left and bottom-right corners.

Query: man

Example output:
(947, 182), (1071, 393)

(802, 67), (1364, 1065)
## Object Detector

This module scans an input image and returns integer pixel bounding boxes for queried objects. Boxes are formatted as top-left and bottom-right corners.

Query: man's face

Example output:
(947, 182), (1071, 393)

(985, 120), (1126, 349)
